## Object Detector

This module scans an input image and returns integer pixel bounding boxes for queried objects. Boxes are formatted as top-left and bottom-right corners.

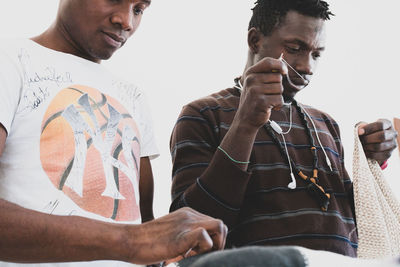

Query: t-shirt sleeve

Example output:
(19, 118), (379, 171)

(133, 89), (159, 159)
(0, 48), (23, 134)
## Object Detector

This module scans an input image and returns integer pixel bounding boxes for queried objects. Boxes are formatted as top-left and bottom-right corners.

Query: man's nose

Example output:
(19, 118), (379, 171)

(293, 54), (314, 76)
(110, 4), (135, 31)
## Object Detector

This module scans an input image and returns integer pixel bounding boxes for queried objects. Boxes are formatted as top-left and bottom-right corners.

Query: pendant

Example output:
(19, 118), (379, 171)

(298, 170), (331, 211)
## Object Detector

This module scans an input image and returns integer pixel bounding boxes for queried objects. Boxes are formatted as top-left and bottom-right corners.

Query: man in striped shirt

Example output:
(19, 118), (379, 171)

(170, 0), (398, 259)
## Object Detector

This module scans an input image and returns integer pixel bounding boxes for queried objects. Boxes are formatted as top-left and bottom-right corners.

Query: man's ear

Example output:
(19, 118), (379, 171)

(248, 27), (262, 54)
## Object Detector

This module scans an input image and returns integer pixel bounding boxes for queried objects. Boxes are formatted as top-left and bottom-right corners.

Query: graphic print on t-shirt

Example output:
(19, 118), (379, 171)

(40, 85), (141, 221)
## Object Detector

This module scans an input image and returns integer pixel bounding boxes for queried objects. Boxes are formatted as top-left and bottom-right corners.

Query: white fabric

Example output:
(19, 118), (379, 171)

(297, 247), (400, 267)
(0, 38), (159, 266)
(352, 126), (400, 259)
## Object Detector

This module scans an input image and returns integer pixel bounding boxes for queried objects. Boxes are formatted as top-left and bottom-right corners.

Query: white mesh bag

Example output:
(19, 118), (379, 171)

(353, 126), (400, 259)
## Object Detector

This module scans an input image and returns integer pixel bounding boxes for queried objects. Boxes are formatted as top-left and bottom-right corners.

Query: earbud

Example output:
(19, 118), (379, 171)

(269, 120), (297, 189)
(288, 173), (296, 189)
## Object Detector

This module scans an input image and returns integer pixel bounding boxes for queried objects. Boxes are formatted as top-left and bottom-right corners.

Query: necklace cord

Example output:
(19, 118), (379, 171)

(265, 100), (331, 211)
(233, 78), (330, 211)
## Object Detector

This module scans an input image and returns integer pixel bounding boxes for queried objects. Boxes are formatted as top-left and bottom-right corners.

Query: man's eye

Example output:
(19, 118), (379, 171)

(133, 7), (144, 15)
(312, 52), (321, 59)
(285, 45), (301, 54)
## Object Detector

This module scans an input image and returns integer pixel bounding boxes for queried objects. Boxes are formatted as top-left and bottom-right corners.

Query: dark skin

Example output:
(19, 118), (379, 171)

(140, 156), (155, 223)
(32, 0), (148, 62)
(0, 0), (228, 264)
(358, 120), (397, 165)
(219, 11), (397, 170)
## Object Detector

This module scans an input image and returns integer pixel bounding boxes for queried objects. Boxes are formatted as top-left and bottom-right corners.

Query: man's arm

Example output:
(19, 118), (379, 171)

(170, 58), (288, 227)
(170, 105), (253, 228)
(0, 124), (227, 265)
(139, 156), (155, 223)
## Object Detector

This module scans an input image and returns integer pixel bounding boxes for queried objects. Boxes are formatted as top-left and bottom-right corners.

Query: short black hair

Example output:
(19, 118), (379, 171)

(249, 0), (334, 36)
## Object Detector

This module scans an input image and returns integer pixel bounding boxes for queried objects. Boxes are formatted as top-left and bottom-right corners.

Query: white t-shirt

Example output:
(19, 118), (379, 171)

(0, 39), (159, 266)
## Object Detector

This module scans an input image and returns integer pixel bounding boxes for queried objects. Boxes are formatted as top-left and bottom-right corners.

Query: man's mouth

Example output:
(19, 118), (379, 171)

(102, 31), (126, 48)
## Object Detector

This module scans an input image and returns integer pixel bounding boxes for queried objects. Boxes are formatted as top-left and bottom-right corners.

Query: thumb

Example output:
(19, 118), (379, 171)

(356, 121), (368, 136)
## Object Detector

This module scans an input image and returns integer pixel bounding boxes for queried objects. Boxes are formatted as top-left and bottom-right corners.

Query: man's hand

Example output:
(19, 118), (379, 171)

(358, 119), (398, 165)
(235, 57), (288, 131)
(127, 207), (227, 265)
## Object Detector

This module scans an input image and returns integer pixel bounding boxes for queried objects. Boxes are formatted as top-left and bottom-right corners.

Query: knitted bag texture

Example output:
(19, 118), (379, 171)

(353, 126), (400, 259)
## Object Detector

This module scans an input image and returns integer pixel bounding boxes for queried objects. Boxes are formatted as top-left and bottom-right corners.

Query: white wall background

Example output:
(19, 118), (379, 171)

(1, 0), (399, 218)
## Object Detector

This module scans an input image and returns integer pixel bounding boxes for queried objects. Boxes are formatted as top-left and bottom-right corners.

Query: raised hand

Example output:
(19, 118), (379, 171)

(235, 57), (288, 131)
(358, 119), (398, 165)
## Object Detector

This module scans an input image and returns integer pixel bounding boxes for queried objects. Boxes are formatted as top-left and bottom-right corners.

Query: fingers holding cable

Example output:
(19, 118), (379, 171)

(246, 56), (288, 76)
(237, 57), (287, 131)
(237, 82), (284, 130)
(244, 72), (284, 85)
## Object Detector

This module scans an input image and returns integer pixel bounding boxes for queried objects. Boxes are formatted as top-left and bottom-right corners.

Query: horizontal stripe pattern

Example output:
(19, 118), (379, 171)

(244, 233), (358, 248)
(231, 208), (355, 232)
(170, 87), (357, 256)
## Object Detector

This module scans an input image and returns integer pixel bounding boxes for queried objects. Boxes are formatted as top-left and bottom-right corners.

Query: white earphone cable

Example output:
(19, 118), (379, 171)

(300, 105), (333, 172)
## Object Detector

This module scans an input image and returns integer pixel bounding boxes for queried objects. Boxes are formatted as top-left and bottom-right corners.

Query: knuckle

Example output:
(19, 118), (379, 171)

(275, 73), (283, 82)
(376, 131), (386, 142)
(180, 207), (191, 214)
(180, 207), (196, 219)
(382, 131), (388, 140)
(374, 143), (382, 151)
(198, 228), (208, 238)
(215, 219), (225, 230)
(223, 224), (228, 234)
(278, 60), (286, 69)
(244, 73), (256, 85)
(261, 57), (274, 65)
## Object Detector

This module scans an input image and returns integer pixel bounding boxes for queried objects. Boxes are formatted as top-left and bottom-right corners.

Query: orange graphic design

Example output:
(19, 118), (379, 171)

(40, 85), (141, 221)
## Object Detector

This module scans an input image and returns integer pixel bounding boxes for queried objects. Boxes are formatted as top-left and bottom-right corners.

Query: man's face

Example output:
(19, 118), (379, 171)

(254, 11), (326, 101)
(58, 0), (150, 62)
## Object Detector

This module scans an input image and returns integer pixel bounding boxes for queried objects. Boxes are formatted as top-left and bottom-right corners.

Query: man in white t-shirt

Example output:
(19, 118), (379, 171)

(0, 0), (227, 266)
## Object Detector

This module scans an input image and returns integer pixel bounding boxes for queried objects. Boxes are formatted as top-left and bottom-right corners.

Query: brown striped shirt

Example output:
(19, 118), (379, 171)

(170, 87), (357, 256)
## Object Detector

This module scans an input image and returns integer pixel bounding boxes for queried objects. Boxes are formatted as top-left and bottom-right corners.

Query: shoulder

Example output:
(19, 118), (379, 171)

(0, 38), (52, 77)
(0, 38), (36, 58)
(0, 39), (25, 65)
(0, 38), (22, 51)
(299, 102), (343, 139)
(300, 103), (339, 126)
(0, 39), (27, 82)
(181, 88), (239, 116)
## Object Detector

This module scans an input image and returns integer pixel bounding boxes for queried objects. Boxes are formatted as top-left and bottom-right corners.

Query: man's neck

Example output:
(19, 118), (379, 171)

(31, 23), (101, 64)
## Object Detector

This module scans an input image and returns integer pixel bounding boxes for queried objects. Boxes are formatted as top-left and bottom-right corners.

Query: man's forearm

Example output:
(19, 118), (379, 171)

(197, 120), (257, 207)
(214, 120), (258, 171)
(0, 200), (228, 266)
(0, 199), (131, 264)
(139, 157), (155, 223)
